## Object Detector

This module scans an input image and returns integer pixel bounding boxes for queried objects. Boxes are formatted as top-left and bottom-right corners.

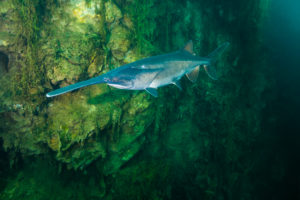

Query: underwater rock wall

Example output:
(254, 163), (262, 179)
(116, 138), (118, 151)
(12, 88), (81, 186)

(0, 0), (275, 199)
(0, 0), (158, 172)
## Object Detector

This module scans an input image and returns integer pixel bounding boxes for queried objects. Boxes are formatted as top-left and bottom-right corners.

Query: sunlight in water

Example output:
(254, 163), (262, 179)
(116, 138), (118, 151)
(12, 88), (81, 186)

(72, 1), (98, 23)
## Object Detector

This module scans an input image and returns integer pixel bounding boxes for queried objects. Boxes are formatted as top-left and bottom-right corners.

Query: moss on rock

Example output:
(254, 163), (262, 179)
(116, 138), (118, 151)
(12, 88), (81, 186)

(107, 26), (131, 60)
(105, 0), (122, 24)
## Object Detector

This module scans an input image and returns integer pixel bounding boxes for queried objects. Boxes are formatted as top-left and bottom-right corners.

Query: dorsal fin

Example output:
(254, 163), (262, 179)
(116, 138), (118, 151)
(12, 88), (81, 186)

(182, 40), (194, 54)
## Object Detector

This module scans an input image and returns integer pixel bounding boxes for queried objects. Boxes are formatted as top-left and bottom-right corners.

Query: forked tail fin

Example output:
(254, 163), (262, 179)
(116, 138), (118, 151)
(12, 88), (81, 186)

(204, 42), (230, 80)
(46, 76), (105, 97)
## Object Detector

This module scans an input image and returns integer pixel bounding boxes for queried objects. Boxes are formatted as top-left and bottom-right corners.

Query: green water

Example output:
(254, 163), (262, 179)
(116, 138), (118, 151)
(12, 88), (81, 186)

(0, 0), (299, 199)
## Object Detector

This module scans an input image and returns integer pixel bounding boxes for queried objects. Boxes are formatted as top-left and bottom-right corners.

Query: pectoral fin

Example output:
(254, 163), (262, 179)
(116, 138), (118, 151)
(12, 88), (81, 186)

(145, 88), (158, 97)
(186, 66), (199, 82)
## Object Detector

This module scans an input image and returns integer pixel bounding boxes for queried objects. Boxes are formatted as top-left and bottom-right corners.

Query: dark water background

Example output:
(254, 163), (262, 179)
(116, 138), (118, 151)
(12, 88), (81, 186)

(0, 0), (300, 199)
(266, 0), (300, 198)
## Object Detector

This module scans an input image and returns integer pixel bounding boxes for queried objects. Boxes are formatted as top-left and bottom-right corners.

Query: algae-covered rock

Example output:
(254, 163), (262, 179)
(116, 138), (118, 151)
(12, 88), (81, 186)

(103, 93), (155, 174)
(71, 0), (99, 25)
(0, 1), (17, 52)
(45, 84), (155, 170)
(47, 60), (84, 85)
(0, 0), (155, 171)
(87, 53), (105, 77)
(0, 110), (49, 156)
(108, 26), (131, 60)
(46, 86), (109, 168)
(123, 49), (142, 64)
(48, 133), (61, 151)
(47, 86), (111, 145)
(105, 0), (122, 24)
(43, 0), (104, 86)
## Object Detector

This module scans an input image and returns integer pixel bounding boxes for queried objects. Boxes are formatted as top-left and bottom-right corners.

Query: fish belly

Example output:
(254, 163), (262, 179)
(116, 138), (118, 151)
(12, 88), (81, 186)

(149, 72), (183, 88)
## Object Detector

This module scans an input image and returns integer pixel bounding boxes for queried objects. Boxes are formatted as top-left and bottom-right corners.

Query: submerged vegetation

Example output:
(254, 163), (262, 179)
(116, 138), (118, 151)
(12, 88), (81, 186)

(0, 0), (283, 199)
(11, 0), (57, 100)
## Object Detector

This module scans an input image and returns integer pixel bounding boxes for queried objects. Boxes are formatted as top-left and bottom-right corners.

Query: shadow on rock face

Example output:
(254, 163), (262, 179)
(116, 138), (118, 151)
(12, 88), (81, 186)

(0, 52), (9, 75)
(87, 88), (136, 105)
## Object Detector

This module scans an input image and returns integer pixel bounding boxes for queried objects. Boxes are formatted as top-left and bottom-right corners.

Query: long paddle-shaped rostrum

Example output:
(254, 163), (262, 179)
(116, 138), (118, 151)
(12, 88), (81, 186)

(46, 41), (229, 97)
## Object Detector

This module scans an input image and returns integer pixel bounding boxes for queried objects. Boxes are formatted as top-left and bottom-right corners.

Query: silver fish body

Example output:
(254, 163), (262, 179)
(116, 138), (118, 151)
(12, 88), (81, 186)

(46, 41), (229, 97)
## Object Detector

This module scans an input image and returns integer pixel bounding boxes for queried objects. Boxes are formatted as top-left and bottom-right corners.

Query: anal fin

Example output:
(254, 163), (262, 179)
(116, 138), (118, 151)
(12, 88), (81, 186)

(145, 88), (158, 97)
(203, 65), (217, 80)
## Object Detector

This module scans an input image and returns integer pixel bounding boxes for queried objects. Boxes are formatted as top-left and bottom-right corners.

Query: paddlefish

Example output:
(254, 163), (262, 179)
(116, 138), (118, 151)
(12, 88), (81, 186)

(46, 41), (229, 97)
